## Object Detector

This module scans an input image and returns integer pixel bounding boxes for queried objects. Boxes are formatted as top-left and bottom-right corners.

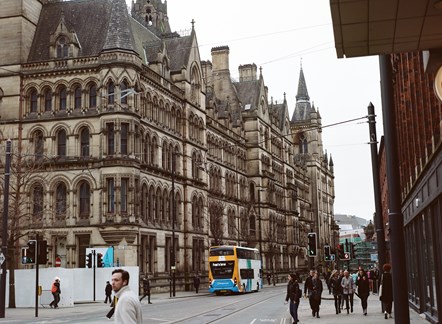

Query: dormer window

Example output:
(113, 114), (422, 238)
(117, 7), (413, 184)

(56, 36), (69, 58)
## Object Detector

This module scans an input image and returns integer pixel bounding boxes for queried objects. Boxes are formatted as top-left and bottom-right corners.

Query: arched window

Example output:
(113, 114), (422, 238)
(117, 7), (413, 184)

(44, 89), (52, 112)
(59, 86), (67, 110)
(141, 184), (148, 222)
(88, 83), (97, 108)
(74, 85), (82, 109)
(80, 127), (90, 157)
(55, 182), (67, 218)
(79, 181), (90, 218)
(34, 130), (44, 161)
(29, 89), (38, 113)
(120, 81), (128, 105)
(107, 81), (115, 105)
(32, 183), (44, 218)
(57, 129), (67, 157)
(56, 36), (69, 58)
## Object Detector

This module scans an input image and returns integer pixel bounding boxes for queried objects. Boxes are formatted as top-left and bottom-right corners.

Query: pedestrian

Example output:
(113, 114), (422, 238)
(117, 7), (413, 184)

(303, 270), (314, 315)
(341, 270), (355, 314)
(193, 274), (200, 293)
(309, 271), (323, 318)
(330, 269), (342, 314)
(356, 268), (370, 315)
(105, 281), (112, 304)
(339, 269), (345, 309)
(111, 269), (142, 324)
(139, 277), (152, 303)
(325, 270), (332, 294)
(379, 263), (393, 319)
(284, 273), (301, 324)
(267, 273), (271, 286)
(49, 277), (61, 308)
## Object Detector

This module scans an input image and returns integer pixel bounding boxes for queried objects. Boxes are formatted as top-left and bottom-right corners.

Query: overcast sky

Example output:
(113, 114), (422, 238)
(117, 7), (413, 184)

(127, 0), (383, 221)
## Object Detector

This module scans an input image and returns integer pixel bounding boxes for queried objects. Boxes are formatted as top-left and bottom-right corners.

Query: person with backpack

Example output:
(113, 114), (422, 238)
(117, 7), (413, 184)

(49, 277), (61, 308)
(285, 273), (301, 324)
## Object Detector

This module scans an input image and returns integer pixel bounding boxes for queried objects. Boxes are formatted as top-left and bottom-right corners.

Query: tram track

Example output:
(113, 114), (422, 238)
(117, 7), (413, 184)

(163, 290), (283, 324)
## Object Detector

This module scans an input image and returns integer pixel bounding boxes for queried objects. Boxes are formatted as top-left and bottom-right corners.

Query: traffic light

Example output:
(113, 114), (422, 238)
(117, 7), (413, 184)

(86, 253), (92, 268)
(307, 233), (317, 257)
(97, 253), (104, 268)
(38, 240), (48, 265)
(324, 245), (331, 261)
(338, 244), (345, 260)
(26, 240), (37, 264)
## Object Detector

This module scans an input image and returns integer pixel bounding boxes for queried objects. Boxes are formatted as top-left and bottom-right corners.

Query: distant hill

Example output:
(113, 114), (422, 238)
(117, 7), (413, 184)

(334, 214), (370, 230)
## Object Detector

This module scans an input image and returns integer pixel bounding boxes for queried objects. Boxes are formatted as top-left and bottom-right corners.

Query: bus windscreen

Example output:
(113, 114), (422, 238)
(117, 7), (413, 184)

(210, 261), (235, 279)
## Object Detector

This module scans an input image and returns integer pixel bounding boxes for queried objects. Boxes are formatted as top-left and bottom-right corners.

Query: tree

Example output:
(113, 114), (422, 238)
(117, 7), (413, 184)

(0, 143), (51, 308)
(207, 199), (224, 246)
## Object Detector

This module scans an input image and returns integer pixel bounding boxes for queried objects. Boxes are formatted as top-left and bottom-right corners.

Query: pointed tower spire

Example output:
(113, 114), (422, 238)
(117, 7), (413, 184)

(291, 61), (313, 122)
(296, 63), (310, 102)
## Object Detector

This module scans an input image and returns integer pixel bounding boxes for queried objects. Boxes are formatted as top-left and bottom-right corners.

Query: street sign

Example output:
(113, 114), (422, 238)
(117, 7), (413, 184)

(0, 252), (5, 265)
(55, 256), (61, 267)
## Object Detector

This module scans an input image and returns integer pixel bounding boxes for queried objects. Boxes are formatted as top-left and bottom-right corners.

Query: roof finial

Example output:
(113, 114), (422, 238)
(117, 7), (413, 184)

(259, 66), (262, 76)
(191, 19), (195, 30)
(284, 92), (286, 100)
(300, 57), (303, 70)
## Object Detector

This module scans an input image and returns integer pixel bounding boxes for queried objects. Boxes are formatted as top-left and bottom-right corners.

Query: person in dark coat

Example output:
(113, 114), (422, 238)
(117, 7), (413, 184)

(140, 277), (152, 303)
(303, 270), (314, 316)
(356, 268), (370, 315)
(193, 274), (201, 293)
(285, 273), (301, 324)
(330, 270), (342, 314)
(380, 263), (393, 319)
(309, 271), (323, 318)
(104, 281), (112, 304)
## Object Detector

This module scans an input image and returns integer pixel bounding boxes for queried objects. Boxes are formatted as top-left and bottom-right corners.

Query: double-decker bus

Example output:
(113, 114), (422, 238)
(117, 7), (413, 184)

(208, 245), (262, 294)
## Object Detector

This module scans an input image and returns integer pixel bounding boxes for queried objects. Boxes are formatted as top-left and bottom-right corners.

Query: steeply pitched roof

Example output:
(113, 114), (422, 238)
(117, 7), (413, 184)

(234, 80), (260, 110)
(29, 0), (113, 61)
(28, 0), (151, 62)
(291, 66), (313, 122)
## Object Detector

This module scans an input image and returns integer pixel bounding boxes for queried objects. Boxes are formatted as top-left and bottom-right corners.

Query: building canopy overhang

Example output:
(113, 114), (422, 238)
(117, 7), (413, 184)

(330, 0), (442, 61)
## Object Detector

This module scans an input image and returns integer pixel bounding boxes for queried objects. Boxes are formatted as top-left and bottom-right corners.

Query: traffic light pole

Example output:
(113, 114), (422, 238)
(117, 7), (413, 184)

(92, 250), (96, 301)
(34, 235), (39, 318)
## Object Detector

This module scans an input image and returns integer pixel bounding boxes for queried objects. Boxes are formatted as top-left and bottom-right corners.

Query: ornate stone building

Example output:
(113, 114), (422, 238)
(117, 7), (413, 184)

(0, 0), (335, 289)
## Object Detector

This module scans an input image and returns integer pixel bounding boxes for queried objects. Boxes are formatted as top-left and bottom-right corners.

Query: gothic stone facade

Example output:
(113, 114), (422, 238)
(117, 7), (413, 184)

(0, 0), (335, 289)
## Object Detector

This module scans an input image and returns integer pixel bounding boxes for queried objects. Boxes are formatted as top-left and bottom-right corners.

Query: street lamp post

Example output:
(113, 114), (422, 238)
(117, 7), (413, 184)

(258, 189), (263, 256)
(0, 139), (11, 319)
(171, 152), (176, 297)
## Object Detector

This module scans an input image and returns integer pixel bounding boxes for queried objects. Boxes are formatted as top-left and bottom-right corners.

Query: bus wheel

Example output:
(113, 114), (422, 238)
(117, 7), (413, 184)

(256, 282), (259, 291)
(215, 291), (221, 296)
(242, 283), (246, 293)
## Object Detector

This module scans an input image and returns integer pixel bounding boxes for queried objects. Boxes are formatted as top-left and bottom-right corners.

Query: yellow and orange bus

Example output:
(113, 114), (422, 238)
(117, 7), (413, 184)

(208, 245), (262, 294)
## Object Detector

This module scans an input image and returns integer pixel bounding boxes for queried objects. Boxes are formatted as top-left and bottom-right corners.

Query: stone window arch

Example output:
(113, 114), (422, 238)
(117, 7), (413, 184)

(57, 129), (67, 157)
(78, 181), (91, 218)
(80, 127), (90, 157)
(56, 36), (69, 58)
(55, 182), (67, 218)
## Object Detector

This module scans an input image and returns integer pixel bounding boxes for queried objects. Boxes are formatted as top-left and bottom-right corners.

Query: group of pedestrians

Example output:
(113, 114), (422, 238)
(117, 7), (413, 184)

(285, 263), (393, 323)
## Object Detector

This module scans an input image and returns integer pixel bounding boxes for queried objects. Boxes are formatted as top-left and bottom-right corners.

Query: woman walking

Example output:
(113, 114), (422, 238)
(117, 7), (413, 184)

(380, 263), (393, 319)
(310, 271), (323, 318)
(356, 268), (370, 315)
(330, 270), (342, 314)
(285, 273), (301, 324)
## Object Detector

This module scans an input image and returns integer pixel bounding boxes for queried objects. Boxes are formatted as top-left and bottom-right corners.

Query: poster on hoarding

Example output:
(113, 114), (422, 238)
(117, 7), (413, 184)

(85, 247), (114, 267)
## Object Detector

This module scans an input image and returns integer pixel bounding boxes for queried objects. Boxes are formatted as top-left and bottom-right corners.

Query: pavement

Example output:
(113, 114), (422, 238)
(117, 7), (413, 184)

(0, 283), (429, 323)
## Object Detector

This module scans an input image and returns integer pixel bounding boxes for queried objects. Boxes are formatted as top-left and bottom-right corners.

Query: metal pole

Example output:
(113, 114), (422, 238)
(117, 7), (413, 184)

(258, 190), (262, 259)
(0, 139), (12, 318)
(35, 235), (39, 318)
(367, 102), (387, 273)
(379, 54), (410, 323)
(171, 152), (176, 297)
(93, 249), (96, 301)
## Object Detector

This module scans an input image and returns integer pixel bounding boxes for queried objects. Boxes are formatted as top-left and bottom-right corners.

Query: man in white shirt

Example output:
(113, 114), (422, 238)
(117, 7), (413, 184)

(111, 269), (143, 324)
